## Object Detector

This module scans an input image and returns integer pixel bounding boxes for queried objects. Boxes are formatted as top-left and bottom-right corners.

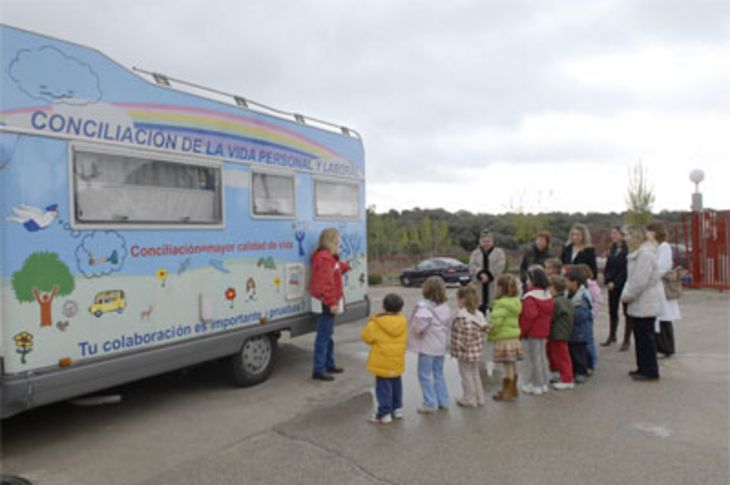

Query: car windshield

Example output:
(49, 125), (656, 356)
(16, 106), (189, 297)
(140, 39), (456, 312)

(437, 258), (462, 267)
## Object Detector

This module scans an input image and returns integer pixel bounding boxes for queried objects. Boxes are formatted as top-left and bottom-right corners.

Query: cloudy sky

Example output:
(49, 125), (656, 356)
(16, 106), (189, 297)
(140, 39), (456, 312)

(3, 0), (729, 213)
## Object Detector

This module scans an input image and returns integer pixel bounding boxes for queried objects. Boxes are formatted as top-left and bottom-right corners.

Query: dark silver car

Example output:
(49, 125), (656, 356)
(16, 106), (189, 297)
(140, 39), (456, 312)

(399, 257), (471, 287)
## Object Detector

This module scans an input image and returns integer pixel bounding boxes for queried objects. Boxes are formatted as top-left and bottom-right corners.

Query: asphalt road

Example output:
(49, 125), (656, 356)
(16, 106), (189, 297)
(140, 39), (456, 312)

(1, 286), (728, 485)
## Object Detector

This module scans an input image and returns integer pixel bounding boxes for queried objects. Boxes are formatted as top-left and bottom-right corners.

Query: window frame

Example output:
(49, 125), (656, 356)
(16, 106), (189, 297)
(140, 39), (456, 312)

(312, 177), (361, 221)
(249, 168), (297, 220)
(68, 142), (225, 230)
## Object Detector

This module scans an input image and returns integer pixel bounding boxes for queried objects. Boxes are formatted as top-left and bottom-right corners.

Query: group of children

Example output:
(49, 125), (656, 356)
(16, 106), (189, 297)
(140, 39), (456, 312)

(361, 257), (603, 424)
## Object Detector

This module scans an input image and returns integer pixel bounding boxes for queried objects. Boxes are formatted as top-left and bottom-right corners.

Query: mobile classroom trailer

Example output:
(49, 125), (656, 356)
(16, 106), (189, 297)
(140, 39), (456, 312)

(0, 25), (368, 418)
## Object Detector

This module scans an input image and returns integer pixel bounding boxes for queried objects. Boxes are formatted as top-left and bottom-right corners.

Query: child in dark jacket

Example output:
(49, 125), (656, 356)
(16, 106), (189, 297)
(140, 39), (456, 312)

(519, 266), (553, 395)
(565, 268), (593, 384)
(547, 275), (575, 390)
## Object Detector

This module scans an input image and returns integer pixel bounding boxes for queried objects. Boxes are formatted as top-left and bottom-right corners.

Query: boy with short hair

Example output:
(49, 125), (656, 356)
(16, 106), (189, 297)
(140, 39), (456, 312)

(361, 293), (408, 424)
(565, 268), (593, 384)
(545, 258), (563, 277)
(547, 275), (575, 390)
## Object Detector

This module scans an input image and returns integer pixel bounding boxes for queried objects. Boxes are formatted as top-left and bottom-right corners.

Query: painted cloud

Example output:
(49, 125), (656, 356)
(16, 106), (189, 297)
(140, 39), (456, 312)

(9, 45), (102, 105)
(75, 231), (127, 278)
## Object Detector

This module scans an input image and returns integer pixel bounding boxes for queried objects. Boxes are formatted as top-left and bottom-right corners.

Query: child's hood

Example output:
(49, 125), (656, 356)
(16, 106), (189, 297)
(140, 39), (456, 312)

(496, 296), (522, 316)
(569, 286), (590, 308)
(414, 300), (451, 325)
(456, 308), (487, 327)
(523, 289), (553, 314)
(372, 313), (408, 337)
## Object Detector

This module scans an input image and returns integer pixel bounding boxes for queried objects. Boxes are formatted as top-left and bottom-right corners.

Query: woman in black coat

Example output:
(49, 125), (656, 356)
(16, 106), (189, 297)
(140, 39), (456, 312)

(602, 226), (629, 348)
(519, 230), (552, 290)
(560, 223), (598, 280)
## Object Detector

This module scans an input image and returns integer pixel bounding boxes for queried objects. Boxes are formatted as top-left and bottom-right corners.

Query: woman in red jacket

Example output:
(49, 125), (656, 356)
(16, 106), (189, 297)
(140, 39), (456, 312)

(519, 266), (554, 395)
(310, 228), (350, 381)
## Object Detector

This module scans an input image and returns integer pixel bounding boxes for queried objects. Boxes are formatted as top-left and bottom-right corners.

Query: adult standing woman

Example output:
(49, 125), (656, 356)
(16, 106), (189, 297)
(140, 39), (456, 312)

(519, 230), (552, 291)
(310, 228), (350, 381)
(602, 226), (629, 348)
(647, 222), (681, 358)
(469, 229), (506, 314)
(561, 223), (598, 282)
(621, 225), (662, 381)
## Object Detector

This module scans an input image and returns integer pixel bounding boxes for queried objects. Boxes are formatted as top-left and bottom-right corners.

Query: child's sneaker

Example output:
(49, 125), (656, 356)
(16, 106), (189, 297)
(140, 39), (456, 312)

(368, 414), (393, 425)
(541, 385), (549, 393)
(552, 381), (575, 390)
(521, 383), (537, 395)
(438, 404), (449, 411)
(417, 405), (437, 414)
(392, 408), (404, 420)
(575, 374), (588, 384)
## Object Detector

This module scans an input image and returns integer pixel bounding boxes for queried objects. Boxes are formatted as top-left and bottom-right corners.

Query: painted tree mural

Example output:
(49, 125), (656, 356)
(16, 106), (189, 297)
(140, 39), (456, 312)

(12, 252), (75, 327)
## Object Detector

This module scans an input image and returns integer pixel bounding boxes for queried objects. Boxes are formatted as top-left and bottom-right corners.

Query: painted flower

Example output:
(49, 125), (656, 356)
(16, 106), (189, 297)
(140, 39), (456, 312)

(156, 268), (168, 287)
(14, 331), (33, 364)
(14, 331), (33, 350)
(273, 277), (282, 291)
(225, 287), (237, 308)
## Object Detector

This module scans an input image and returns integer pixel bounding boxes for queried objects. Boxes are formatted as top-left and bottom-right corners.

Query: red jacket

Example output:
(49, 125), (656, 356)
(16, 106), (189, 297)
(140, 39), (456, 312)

(310, 249), (350, 308)
(519, 289), (554, 339)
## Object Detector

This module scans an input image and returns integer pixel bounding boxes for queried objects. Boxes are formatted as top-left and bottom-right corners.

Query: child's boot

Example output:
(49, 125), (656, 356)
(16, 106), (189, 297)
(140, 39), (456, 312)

(492, 378), (510, 401)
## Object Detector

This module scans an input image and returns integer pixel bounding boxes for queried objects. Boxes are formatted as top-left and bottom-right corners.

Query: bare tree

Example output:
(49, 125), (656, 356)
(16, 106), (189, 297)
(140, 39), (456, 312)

(625, 161), (655, 224)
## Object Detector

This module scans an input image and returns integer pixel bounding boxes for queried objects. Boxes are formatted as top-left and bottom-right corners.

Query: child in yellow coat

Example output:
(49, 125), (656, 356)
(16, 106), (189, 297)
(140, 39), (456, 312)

(361, 293), (408, 424)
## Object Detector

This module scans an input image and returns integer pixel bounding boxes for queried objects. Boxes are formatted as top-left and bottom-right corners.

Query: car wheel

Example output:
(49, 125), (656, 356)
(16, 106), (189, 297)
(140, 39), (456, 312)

(401, 276), (412, 287)
(230, 333), (277, 387)
(94, 310), (102, 318)
(117, 308), (124, 314)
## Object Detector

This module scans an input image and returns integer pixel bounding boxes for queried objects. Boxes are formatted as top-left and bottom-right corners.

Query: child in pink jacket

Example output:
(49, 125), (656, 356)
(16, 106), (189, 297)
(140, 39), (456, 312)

(408, 276), (452, 413)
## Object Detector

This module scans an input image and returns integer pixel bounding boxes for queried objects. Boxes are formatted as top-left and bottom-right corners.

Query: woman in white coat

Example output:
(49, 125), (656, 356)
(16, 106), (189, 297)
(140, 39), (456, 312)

(647, 222), (681, 358)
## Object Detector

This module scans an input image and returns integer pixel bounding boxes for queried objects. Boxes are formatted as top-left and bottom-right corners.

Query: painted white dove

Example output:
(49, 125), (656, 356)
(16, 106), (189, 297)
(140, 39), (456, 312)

(6, 203), (59, 232)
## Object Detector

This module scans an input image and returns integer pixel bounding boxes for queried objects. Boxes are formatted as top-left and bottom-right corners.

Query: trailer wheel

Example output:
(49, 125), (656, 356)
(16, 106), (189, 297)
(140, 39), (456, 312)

(230, 333), (277, 387)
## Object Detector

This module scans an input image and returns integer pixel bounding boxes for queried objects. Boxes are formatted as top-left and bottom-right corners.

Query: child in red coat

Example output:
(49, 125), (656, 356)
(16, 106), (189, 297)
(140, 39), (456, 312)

(519, 266), (554, 395)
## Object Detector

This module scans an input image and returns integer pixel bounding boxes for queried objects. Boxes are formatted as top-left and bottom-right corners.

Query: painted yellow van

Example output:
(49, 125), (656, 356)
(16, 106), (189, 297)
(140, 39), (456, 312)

(89, 290), (126, 317)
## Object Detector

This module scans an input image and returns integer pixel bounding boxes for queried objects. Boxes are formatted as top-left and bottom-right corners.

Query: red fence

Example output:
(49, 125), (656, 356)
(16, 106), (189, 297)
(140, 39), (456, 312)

(682, 210), (730, 290)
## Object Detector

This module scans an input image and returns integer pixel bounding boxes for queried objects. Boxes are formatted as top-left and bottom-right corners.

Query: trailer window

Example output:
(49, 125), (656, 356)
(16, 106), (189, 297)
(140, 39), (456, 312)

(72, 149), (222, 225)
(315, 181), (359, 218)
(252, 172), (295, 217)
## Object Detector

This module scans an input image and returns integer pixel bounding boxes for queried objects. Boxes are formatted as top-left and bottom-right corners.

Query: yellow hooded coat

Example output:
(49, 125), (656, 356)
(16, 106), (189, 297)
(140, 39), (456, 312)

(361, 313), (408, 378)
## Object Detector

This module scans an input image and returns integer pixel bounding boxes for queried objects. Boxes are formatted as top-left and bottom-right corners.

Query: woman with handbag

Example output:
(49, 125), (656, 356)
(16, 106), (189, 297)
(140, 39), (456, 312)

(621, 225), (662, 381)
(647, 222), (681, 358)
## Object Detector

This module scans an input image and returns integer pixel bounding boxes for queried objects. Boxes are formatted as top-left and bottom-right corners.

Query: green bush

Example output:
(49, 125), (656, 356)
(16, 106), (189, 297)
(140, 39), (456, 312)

(368, 274), (383, 286)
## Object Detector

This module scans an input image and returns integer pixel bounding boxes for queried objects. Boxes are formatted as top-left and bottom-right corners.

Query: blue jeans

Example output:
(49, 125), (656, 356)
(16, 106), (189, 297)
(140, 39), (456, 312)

(375, 376), (402, 418)
(586, 324), (597, 370)
(313, 312), (335, 374)
(417, 353), (449, 408)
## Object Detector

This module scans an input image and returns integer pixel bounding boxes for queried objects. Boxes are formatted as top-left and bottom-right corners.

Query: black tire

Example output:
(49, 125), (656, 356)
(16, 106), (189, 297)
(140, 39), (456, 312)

(459, 280), (470, 287)
(400, 275), (412, 287)
(230, 333), (277, 387)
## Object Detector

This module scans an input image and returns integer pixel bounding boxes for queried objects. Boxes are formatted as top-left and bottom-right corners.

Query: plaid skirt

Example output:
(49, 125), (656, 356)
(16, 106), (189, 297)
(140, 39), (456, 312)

(493, 338), (523, 363)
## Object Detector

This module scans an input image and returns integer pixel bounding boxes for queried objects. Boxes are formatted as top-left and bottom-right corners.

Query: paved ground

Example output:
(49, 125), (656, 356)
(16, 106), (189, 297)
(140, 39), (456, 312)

(1, 286), (728, 485)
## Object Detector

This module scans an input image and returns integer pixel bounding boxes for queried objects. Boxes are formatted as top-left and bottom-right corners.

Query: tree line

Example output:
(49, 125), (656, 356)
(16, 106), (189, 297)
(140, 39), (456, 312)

(367, 207), (684, 257)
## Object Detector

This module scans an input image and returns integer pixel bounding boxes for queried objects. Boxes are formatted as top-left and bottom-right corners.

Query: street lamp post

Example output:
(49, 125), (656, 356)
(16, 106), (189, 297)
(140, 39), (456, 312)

(689, 169), (705, 287)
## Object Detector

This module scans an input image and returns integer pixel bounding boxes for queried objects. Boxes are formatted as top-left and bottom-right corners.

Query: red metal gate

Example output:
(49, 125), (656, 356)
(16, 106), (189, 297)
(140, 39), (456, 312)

(681, 210), (730, 290)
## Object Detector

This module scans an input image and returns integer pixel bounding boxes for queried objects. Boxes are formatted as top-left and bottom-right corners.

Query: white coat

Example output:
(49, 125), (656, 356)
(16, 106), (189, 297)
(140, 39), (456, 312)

(656, 241), (681, 322)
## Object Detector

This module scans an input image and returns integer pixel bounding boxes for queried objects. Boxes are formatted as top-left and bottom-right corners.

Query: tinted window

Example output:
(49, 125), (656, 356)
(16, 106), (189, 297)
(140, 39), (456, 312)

(73, 148), (222, 225)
